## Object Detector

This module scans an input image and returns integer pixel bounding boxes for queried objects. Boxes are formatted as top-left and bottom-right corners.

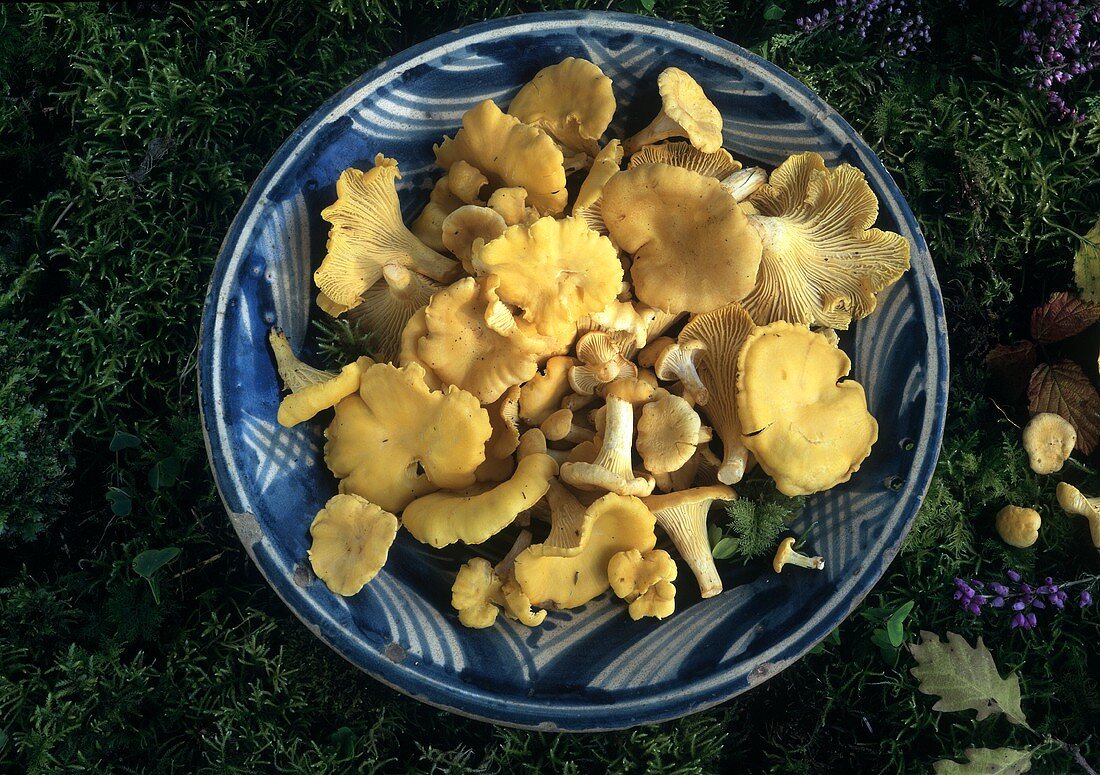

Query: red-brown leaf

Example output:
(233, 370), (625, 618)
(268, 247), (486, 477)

(1030, 291), (1100, 343)
(1027, 360), (1100, 454)
(984, 342), (1037, 401)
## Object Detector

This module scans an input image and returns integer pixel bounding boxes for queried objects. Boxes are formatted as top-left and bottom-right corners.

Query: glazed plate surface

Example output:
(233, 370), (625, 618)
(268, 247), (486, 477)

(198, 11), (948, 731)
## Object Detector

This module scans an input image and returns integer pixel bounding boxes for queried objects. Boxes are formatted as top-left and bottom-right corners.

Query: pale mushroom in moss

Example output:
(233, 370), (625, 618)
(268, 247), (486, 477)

(435, 99), (568, 215)
(402, 429), (558, 548)
(324, 362), (491, 513)
(736, 321), (878, 496)
(572, 140), (624, 237)
(514, 493), (657, 610)
(560, 377), (655, 497)
(677, 302), (757, 484)
(742, 151), (910, 329)
(636, 391), (704, 476)
(628, 141), (740, 179)
(1022, 413), (1077, 475)
(642, 485), (734, 598)
(1056, 482), (1100, 550)
(308, 493), (399, 596)
(623, 68), (723, 154)
(397, 307), (443, 390)
(608, 548), (678, 620)
(601, 164), (762, 313)
(519, 355), (578, 426)
(472, 216), (622, 339)
(342, 262), (443, 364)
(995, 505), (1041, 549)
(416, 277), (552, 404)
(441, 205), (507, 274)
(314, 155), (460, 308)
(268, 329), (372, 427)
(508, 57), (616, 159)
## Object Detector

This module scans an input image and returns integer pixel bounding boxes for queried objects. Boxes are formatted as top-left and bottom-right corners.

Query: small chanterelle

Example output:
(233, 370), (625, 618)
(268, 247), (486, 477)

(268, 59), (912, 628)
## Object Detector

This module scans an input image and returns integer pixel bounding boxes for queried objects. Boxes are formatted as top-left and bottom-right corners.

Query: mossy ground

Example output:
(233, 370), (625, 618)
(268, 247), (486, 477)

(1, 2), (1098, 772)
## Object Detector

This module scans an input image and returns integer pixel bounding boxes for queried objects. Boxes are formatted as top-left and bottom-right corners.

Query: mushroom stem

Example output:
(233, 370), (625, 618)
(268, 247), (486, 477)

(717, 442), (751, 485)
(591, 395), (636, 482)
(623, 112), (682, 155)
(720, 167), (768, 202)
(495, 528), (533, 576)
(651, 502), (723, 598)
(268, 329), (336, 392)
(773, 537), (825, 572)
(655, 342), (710, 405)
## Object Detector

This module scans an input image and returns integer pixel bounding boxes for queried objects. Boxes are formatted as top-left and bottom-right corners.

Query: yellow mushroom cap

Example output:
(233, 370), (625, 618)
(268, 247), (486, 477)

(411, 174), (465, 254)
(441, 205), (507, 274)
(308, 494), (399, 597)
(343, 263), (443, 364)
(678, 302), (757, 484)
(417, 277), (551, 404)
(743, 152), (911, 329)
(636, 392), (702, 474)
(401, 431), (558, 548)
(628, 141), (740, 179)
(472, 216), (622, 339)
(623, 67), (723, 154)
(1021, 413), (1077, 475)
(508, 57), (616, 158)
(435, 99), (568, 215)
(514, 493), (657, 609)
(451, 557), (503, 629)
(543, 477), (596, 550)
(396, 307), (443, 391)
(608, 548), (678, 620)
(995, 505), (1041, 549)
(1055, 482), (1100, 549)
(487, 186), (536, 227)
(324, 362), (491, 513)
(601, 164), (763, 314)
(519, 355), (579, 426)
(268, 329), (372, 428)
(736, 322), (878, 496)
(447, 160), (488, 205)
(314, 156), (460, 308)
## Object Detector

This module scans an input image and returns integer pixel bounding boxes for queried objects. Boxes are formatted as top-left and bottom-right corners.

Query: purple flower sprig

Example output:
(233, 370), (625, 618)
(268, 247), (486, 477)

(795, 0), (932, 60)
(953, 570), (1097, 630)
(1015, 0), (1100, 121)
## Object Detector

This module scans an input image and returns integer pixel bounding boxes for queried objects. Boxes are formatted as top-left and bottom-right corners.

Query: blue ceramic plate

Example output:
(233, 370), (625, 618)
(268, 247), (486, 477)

(199, 11), (948, 731)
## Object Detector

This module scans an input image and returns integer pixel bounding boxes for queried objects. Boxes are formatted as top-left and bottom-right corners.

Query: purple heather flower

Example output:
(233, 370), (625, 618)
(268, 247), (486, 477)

(1081, 591), (1093, 607)
(953, 571), (1099, 631)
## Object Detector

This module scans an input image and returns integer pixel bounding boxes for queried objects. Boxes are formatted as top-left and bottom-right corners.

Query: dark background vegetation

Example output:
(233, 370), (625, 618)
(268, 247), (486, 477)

(1, 1), (1098, 772)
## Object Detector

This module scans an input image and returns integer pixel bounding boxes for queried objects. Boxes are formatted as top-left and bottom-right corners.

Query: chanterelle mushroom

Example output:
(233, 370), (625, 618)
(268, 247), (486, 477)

(773, 536), (825, 572)
(736, 322), (878, 496)
(642, 485), (735, 598)
(435, 99), (568, 215)
(653, 340), (709, 405)
(441, 205), (507, 274)
(472, 216), (622, 340)
(628, 141), (740, 180)
(608, 548), (678, 620)
(411, 174), (464, 253)
(1056, 482), (1100, 550)
(308, 494), (399, 596)
(342, 263), (443, 363)
(678, 302), (757, 484)
(402, 430), (558, 548)
(514, 493), (657, 610)
(601, 164), (763, 313)
(1022, 413), (1077, 475)
(268, 329), (372, 428)
(508, 57), (616, 158)
(742, 151), (910, 329)
(324, 362), (491, 513)
(995, 505), (1041, 549)
(623, 67), (723, 154)
(636, 392), (703, 476)
(572, 140), (624, 238)
(519, 355), (578, 426)
(314, 155), (460, 308)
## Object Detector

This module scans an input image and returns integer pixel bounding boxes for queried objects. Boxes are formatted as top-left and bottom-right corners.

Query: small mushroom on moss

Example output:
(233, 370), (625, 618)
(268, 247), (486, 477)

(1022, 413), (1077, 475)
(995, 505), (1042, 549)
(1056, 482), (1100, 550)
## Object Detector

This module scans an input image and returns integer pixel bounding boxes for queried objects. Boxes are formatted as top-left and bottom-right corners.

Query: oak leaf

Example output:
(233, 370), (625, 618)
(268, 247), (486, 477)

(1075, 216), (1100, 303)
(933, 747), (1033, 775)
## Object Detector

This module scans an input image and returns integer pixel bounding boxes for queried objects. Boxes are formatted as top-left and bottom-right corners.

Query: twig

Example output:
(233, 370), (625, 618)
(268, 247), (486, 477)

(51, 200), (75, 231)
(1064, 456), (1099, 477)
(170, 552), (225, 580)
(1047, 736), (1100, 775)
(989, 398), (1022, 430)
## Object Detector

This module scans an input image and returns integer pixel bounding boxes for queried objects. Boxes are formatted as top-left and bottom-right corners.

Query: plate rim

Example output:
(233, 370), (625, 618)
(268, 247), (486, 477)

(198, 9), (949, 732)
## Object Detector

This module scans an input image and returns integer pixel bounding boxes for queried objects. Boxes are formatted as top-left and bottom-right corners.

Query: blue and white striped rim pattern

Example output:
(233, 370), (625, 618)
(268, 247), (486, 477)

(198, 11), (949, 731)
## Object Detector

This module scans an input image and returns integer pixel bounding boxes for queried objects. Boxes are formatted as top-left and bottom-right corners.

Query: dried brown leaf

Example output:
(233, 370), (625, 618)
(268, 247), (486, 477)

(1027, 360), (1100, 454)
(1029, 291), (1100, 344)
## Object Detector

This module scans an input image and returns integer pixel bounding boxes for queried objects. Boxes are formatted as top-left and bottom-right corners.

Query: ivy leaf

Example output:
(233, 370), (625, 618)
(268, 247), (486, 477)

(109, 430), (141, 451)
(133, 547), (181, 604)
(984, 342), (1037, 402)
(1074, 216), (1100, 303)
(885, 600), (915, 648)
(106, 487), (132, 517)
(908, 631), (1030, 728)
(764, 4), (786, 20)
(1029, 291), (1100, 343)
(148, 456), (181, 490)
(1027, 360), (1100, 454)
(933, 747), (1032, 775)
